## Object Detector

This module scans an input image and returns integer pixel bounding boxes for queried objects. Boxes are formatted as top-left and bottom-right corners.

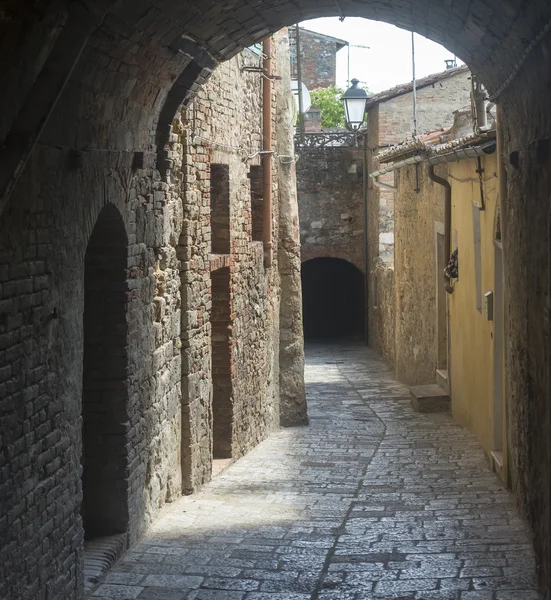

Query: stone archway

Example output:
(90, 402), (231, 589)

(301, 257), (365, 341)
(82, 203), (130, 541)
(2, 1), (551, 596)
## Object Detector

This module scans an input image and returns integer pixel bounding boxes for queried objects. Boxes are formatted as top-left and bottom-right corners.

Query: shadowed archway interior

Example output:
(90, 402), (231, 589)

(301, 257), (365, 341)
(82, 203), (130, 540)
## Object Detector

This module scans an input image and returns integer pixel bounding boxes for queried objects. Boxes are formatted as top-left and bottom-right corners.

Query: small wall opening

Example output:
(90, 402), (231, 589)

(301, 257), (365, 341)
(249, 165), (263, 242)
(211, 164), (231, 254)
(210, 267), (233, 461)
(82, 204), (129, 541)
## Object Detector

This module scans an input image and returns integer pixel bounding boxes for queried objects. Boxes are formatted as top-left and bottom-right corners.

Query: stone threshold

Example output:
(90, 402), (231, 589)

(409, 383), (450, 412)
(84, 533), (127, 595)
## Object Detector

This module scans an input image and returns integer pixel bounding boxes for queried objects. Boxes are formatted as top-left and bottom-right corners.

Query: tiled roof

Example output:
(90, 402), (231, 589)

(376, 128), (496, 164)
(377, 128), (452, 163)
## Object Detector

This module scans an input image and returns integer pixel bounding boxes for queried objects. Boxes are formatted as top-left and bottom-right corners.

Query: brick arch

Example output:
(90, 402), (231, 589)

(301, 247), (364, 274)
(82, 202), (130, 542)
(3, 0), (546, 203)
(4, 0), (543, 174)
(101, 0), (550, 97)
(155, 46), (217, 177)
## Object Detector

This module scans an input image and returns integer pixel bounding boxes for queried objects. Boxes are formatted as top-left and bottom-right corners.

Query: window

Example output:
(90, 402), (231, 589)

(249, 166), (263, 242)
(210, 164), (230, 254)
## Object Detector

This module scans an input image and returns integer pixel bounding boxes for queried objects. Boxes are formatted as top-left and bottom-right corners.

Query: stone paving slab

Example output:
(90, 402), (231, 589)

(91, 343), (541, 600)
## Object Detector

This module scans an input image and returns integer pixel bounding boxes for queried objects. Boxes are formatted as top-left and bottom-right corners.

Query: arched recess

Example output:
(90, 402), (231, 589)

(81, 203), (130, 540)
(155, 42), (217, 178)
(301, 247), (364, 274)
(301, 257), (365, 341)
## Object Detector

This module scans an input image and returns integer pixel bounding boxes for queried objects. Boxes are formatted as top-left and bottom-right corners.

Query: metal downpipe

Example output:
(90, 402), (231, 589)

(262, 36), (273, 268)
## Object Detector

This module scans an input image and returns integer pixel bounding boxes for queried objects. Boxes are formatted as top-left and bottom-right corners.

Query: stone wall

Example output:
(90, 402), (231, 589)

(368, 160), (446, 386)
(375, 68), (472, 262)
(274, 31), (308, 427)
(392, 163), (446, 386)
(0, 144), (182, 599)
(297, 147), (364, 272)
(500, 38), (551, 596)
(0, 28), (306, 600)
(172, 41), (289, 492)
(367, 70), (471, 367)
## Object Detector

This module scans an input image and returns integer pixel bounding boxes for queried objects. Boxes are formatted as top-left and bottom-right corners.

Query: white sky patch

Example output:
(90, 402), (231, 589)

(300, 17), (464, 94)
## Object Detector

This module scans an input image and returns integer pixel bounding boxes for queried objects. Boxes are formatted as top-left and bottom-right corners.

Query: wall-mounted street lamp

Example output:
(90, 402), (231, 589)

(445, 57), (458, 70)
(342, 78), (368, 133)
(342, 77), (370, 344)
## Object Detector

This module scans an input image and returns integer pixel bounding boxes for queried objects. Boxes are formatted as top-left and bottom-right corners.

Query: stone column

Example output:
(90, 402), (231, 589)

(274, 29), (308, 427)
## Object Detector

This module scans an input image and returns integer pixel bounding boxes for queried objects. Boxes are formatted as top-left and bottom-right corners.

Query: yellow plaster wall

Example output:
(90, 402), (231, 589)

(448, 153), (499, 453)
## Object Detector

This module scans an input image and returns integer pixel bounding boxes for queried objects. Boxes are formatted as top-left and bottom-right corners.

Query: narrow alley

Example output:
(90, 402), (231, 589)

(90, 344), (540, 600)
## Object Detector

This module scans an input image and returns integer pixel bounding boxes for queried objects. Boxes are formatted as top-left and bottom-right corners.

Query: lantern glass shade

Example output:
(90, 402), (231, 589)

(342, 78), (368, 131)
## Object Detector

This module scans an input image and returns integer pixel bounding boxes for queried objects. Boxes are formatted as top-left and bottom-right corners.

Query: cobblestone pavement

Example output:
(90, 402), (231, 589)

(91, 343), (541, 600)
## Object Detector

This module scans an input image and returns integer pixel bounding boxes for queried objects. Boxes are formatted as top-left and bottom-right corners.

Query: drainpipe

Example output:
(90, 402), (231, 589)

(263, 36), (273, 268)
(428, 165), (454, 294)
(362, 133), (368, 344)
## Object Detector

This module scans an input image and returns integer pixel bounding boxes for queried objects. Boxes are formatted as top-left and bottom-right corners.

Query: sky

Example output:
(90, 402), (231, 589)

(300, 17), (464, 94)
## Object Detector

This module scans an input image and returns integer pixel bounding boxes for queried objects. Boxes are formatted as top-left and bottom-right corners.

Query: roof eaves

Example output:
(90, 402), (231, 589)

(366, 65), (470, 109)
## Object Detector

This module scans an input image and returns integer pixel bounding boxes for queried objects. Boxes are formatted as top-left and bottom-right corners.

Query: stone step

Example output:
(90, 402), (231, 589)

(409, 384), (450, 413)
(436, 368), (450, 394)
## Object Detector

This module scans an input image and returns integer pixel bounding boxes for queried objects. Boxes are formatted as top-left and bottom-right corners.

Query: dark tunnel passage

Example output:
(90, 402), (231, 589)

(301, 257), (365, 341)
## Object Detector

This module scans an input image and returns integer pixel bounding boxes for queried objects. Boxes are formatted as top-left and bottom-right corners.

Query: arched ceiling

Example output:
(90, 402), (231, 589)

(2, 0), (550, 198)
(106, 0), (551, 95)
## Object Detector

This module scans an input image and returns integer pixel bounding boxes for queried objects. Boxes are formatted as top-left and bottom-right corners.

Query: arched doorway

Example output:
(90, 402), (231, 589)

(301, 257), (365, 341)
(81, 204), (130, 543)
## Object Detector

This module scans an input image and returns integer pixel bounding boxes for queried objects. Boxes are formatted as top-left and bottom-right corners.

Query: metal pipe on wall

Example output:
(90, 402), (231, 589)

(263, 36), (274, 268)
(411, 32), (418, 137)
(362, 133), (369, 344)
(295, 25), (304, 135)
(428, 165), (454, 294)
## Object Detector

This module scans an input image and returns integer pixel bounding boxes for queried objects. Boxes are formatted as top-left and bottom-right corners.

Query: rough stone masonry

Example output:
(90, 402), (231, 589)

(0, 26), (306, 600)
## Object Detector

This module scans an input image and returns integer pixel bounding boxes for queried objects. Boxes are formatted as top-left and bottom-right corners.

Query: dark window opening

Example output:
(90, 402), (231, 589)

(301, 257), (365, 341)
(249, 165), (264, 242)
(82, 204), (129, 541)
(211, 164), (230, 254)
(211, 267), (233, 459)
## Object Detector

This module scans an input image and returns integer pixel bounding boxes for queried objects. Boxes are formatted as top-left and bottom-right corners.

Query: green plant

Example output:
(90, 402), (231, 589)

(310, 86), (346, 128)
(309, 85), (370, 129)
